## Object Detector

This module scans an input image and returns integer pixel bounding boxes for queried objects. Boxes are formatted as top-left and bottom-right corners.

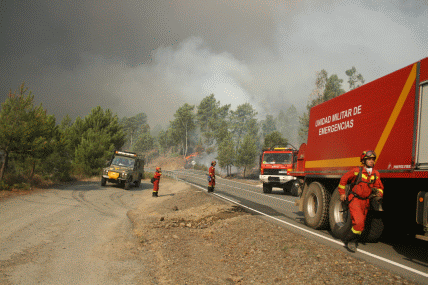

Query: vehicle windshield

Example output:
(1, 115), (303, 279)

(262, 153), (292, 164)
(111, 156), (135, 167)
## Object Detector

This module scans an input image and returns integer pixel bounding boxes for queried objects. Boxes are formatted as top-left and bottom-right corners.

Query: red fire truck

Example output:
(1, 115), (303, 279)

(290, 57), (428, 241)
(259, 147), (300, 196)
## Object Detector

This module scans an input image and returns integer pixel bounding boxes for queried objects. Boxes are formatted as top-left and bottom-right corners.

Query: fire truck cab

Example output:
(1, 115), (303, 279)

(259, 147), (300, 196)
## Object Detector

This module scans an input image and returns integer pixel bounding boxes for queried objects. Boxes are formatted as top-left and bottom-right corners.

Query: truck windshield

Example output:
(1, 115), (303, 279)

(262, 153), (292, 164)
(111, 156), (135, 167)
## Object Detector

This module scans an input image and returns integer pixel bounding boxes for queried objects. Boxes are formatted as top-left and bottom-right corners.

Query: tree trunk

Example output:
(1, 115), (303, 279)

(30, 160), (36, 179)
(185, 124), (188, 158)
(182, 142), (185, 158)
(0, 151), (8, 181)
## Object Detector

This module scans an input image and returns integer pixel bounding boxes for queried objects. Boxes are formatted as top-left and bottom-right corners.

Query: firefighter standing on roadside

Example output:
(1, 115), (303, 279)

(338, 150), (384, 252)
(208, 161), (216, 193)
(153, 167), (162, 197)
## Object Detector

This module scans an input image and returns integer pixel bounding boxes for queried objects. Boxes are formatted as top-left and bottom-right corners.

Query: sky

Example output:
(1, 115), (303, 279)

(1, 0), (427, 129)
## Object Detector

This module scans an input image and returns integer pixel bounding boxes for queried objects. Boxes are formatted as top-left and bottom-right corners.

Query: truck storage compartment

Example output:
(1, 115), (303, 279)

(417, 82), (428, 169)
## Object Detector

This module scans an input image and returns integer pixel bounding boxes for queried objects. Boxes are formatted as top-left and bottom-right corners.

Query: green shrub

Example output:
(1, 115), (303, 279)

(12, 183), (30, 190)
(0, 180), (10, 190)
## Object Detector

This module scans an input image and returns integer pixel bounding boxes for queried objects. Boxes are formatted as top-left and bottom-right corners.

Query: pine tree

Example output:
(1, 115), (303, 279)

(133, 132), (155, 153)
(68, 106), (126, 175)
(74, 128), (115, 176)
(196, 94), (231, 146)
(217, 132), (235, 176)
(170, 103), (196, 157)
(120, 113), (149, 150)
(299, 70), (345, 143)
(229, 103), (258, 148)
(0, 83), (57, 180)
(263, 131), (288, 150)
(236, 134), (258, 178)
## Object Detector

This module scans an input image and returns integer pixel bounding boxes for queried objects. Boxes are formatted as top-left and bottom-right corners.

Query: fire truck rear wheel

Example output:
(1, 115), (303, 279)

(329, 189), (352, 239)
(263, 183), (272, 194)
(303, 182), (331, 230)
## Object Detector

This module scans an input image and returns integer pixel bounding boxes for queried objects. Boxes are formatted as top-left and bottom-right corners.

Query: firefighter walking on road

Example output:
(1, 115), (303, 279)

(208, 161), (216, 193)
(153, 167), (162, 197)
(338, 150), (384, 252)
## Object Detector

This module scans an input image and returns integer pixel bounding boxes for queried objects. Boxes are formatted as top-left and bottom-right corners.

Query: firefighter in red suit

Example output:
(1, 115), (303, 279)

(153, 167), (162, 197)
(338, 150), (384, 252)
(208, 161), (216, 193)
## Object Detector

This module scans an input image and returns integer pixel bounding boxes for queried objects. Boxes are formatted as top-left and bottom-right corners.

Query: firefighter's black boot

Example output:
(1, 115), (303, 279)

(342, 231), (359, 253)
(152, 192), (156, 197)
(155, 191), (158, 197)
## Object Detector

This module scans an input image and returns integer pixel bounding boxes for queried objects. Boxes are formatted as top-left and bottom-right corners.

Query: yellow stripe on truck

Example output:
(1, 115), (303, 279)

(305, 63), (417, 169)
(374, 63), (417, 158)
(305, 157), (360, 168)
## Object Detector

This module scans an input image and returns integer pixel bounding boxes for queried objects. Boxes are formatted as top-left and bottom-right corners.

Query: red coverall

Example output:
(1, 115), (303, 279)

(153, 171), (162, 193)
(208, 166), (215, 188)
(338, 167), (384, 234)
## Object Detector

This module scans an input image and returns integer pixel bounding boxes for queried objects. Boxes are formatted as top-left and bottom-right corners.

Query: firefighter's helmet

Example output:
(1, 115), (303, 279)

(211, 161), (216, 166)
(360, 150), (376, 163)
(156, 167), (161, 171)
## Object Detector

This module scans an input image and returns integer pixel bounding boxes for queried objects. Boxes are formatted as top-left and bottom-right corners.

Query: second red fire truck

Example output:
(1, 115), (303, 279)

(259, 147), (300, 196)
(288, 57), (428, 241)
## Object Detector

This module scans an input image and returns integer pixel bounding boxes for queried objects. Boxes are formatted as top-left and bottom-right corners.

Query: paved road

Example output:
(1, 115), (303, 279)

(0, 181), (149, 285)
(166, 169), (428, 285)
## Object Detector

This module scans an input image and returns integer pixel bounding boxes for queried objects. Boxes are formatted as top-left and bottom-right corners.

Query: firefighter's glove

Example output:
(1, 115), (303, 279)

(369, 188), (382, 199)
(370, 196), (383, 211)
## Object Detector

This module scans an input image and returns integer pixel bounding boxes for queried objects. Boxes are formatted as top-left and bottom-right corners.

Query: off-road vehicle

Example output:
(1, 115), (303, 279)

(101, 150), (144, 190)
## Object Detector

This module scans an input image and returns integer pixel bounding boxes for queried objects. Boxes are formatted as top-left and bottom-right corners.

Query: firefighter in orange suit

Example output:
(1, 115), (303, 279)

(338, 150), (384, 252)
(153, 167), (162, 197)
(208, 161), (216, 192)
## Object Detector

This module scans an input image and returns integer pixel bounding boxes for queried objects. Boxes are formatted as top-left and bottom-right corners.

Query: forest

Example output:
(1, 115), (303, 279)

(0, 67), (364, 189)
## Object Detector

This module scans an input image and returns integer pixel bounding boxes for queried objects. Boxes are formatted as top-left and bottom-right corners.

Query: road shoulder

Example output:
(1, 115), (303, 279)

(128, 178), (417, 284)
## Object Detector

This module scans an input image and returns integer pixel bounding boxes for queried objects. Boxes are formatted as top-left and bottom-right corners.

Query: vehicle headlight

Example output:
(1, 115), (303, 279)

(122, 172), (127, 178)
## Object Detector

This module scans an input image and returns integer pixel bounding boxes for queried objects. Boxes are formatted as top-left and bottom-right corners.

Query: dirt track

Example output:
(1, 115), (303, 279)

(0, 180), (148, 284)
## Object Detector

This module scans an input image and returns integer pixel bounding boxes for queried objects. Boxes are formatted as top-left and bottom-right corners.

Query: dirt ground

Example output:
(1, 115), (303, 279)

(128, 178), (417, 284)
